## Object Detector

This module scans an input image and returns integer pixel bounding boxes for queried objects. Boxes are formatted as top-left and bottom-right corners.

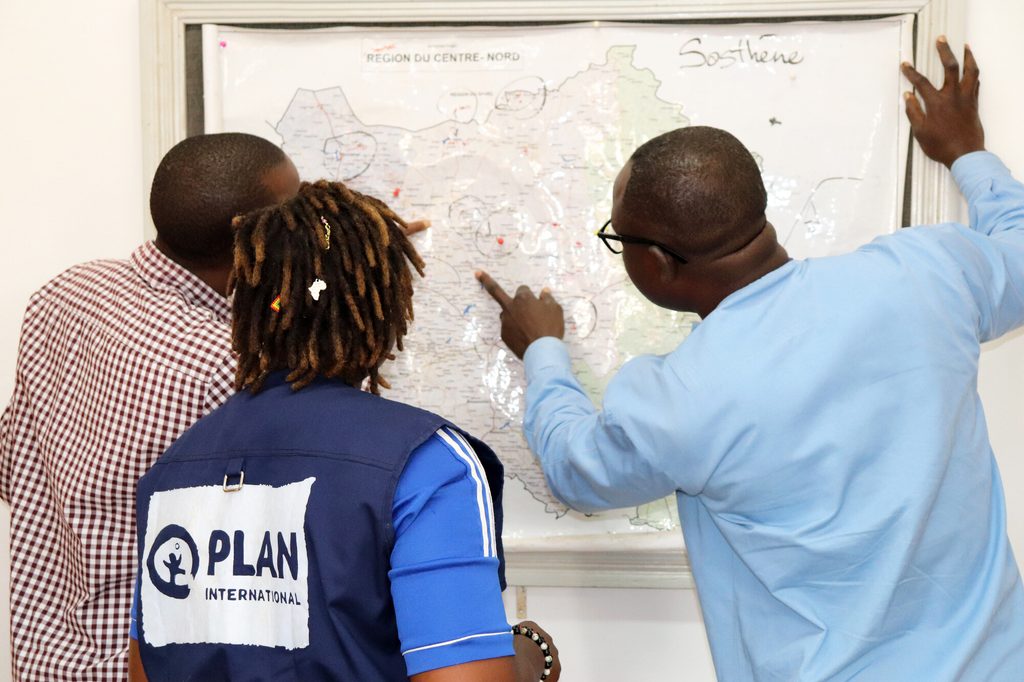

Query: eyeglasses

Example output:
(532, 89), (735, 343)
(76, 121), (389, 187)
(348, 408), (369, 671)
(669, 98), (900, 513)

(596, 219), (689, 264)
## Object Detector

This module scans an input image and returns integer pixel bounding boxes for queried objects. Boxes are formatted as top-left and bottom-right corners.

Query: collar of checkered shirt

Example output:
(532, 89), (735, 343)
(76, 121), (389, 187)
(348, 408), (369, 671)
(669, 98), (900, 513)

(132, 241), (231, 321)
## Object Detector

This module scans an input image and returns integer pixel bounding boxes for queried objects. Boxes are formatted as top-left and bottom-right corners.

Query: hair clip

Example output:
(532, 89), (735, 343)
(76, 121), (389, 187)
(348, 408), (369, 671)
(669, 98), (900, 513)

(270, 296), (282, 313)
(319, 216), (332, 250)
(309, 279), (327, 301)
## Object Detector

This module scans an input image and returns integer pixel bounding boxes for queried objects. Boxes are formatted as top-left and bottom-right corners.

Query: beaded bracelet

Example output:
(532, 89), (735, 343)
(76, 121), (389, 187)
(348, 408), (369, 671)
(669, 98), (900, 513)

(511, 624), (554, 681)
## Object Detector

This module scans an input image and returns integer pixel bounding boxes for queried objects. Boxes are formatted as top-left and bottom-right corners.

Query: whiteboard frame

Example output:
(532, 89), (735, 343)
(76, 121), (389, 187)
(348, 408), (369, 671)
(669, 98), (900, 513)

(140, 0), (965, 588)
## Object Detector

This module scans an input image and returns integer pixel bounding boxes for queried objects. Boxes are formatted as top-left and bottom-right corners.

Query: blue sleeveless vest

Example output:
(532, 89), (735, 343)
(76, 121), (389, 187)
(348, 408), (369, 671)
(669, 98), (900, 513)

(135, 373), (506, 681)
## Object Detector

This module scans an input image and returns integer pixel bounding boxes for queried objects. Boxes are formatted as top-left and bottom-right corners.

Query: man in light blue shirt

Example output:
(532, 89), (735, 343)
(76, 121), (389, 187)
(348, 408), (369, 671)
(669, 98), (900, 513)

(478, 40), (1024, 680)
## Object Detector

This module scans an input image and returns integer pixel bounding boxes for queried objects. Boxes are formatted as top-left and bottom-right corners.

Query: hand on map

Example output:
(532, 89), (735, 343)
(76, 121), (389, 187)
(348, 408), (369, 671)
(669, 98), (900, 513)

(476, 271), (565, 360)
(902, 37), (984, 168)
(404, 219), (431, 236)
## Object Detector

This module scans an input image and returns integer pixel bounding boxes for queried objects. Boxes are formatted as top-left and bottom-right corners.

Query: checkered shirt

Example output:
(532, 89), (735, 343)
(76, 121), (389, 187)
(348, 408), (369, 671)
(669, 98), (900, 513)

(0, 242), (235, 681)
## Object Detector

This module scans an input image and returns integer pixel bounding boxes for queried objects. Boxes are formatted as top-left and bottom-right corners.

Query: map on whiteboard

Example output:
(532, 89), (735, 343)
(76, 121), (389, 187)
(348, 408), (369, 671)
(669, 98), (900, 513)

(274, 45), (690, 529)
(204, 21), (912, 540)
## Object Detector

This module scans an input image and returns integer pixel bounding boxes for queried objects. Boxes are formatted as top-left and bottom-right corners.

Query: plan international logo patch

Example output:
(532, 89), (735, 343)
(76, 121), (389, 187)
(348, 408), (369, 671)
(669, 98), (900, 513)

(140, 478), (315, 650)
(146, 524), (199, 599)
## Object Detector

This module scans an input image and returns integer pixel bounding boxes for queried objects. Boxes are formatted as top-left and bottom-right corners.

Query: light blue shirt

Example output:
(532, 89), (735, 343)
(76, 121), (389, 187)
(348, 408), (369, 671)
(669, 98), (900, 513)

(523, 152), (1024, 681)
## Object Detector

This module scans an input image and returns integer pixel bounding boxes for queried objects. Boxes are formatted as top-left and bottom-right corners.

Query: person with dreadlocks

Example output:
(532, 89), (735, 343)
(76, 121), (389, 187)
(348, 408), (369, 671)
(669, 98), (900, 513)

(127, 180), (561, 682)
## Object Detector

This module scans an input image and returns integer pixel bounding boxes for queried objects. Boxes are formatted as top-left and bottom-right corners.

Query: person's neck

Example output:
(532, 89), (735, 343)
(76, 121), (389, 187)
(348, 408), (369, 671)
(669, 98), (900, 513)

(154, 238), (231, 297)
(695, 224), (790, 319)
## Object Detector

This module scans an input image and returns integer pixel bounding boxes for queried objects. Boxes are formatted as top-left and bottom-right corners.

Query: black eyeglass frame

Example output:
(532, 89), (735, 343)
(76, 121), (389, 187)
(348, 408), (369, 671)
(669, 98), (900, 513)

(596, 219), (689, 264)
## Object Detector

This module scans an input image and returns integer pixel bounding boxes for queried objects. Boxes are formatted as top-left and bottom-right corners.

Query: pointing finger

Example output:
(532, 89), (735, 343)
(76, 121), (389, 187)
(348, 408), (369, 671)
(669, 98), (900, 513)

(475, 270), (513, 310)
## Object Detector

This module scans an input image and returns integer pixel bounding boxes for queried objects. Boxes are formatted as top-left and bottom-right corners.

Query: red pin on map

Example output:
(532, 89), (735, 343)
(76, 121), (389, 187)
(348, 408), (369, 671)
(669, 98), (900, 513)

(497, 237), (505, 245)
(219, 41), (227, 48)
(392, 188), (401, 198)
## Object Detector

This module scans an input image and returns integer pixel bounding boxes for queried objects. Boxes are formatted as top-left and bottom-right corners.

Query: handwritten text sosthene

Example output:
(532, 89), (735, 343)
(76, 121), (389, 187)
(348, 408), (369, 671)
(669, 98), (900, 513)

(680, 34), (804, 69)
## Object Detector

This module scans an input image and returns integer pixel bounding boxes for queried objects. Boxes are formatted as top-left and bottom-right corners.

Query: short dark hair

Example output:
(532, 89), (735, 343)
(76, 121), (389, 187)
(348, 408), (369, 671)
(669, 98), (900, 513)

(230, 180), (425, 395)
(150, 133), (289, 266)
(624, 126), (767, 258)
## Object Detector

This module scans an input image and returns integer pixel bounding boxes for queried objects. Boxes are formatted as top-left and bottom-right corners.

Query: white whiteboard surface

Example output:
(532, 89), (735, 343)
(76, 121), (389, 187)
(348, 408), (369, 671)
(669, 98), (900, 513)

(140, 0), (966, 587)
(203, 20), (913, 261)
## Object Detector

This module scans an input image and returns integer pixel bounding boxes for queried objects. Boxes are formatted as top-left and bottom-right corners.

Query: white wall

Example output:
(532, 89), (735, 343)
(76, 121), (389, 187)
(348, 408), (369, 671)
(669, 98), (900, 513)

(0, 2), (1021, 681)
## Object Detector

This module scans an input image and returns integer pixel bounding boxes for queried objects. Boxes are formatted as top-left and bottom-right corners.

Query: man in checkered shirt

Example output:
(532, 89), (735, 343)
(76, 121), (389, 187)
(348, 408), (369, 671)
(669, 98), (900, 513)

(0, 133), (300, 681)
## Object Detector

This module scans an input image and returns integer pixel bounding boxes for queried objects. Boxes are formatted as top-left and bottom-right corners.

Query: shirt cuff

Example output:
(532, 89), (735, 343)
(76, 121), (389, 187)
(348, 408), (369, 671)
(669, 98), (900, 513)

(951, 151), (1010, 200)
(523, 337), (571, 379)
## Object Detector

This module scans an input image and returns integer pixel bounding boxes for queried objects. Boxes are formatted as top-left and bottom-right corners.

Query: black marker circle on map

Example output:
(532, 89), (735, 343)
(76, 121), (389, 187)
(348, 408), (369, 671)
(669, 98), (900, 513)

(562, 296), (598, 340)
(322, 131), (378, 181)
(494, 77), (547, 119)
(146, 524), (200, 600)
(448, 195), (489, 237)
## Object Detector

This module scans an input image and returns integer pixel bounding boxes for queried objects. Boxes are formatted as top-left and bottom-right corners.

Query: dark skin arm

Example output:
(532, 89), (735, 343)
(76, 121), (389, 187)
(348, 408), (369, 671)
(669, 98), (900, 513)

(901, 37), (985, 167)
(412, 620), (561, 682)
(128, 640), (148, 682)
(510, 621), (561, 682)
(475, 271), (565, 360)
(412, 656), (517, 682)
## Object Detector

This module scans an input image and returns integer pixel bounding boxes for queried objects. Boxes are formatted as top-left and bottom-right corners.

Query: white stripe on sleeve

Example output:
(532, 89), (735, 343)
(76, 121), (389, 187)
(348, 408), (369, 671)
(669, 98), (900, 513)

(447, 428), (497, 560)
(402, 630), (510, 656)
(436, 427), (494, 558)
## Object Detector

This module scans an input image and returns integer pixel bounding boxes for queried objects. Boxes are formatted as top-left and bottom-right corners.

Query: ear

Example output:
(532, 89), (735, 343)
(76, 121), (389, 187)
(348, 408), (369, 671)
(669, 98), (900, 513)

(648, 245), (678, 284)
